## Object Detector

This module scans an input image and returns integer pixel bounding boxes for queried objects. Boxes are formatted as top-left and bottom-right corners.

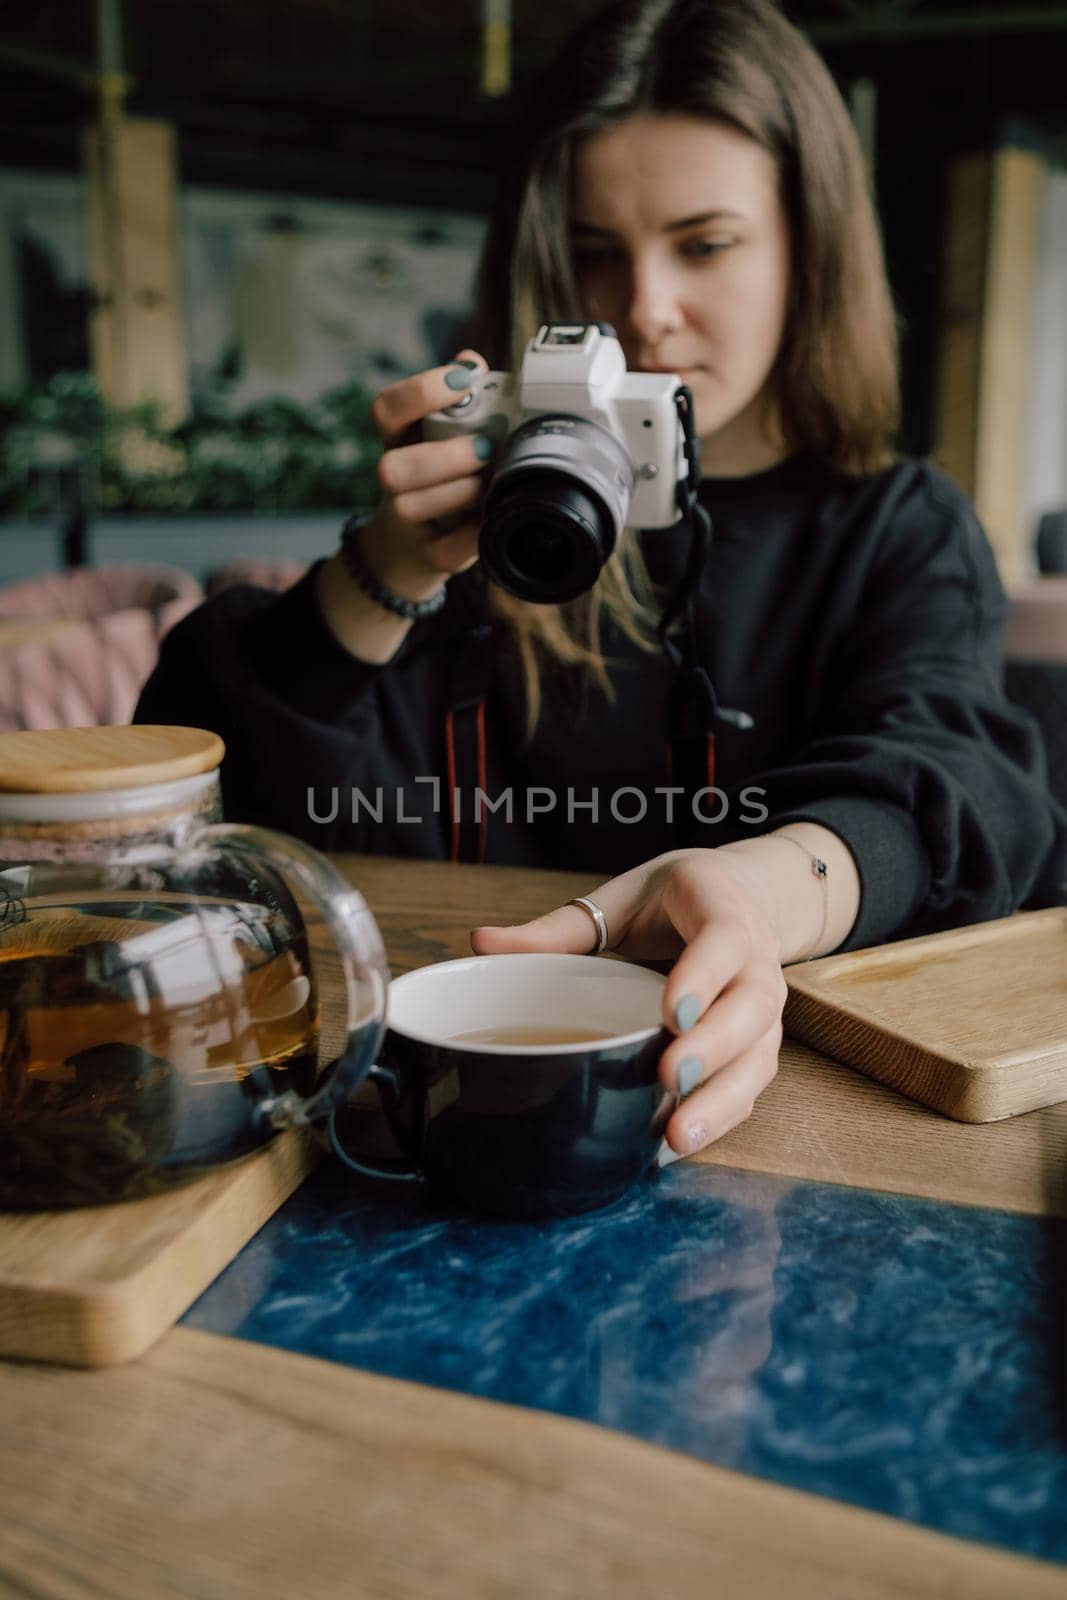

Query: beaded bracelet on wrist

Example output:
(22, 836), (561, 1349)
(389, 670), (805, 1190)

(340, 514), (448, 621)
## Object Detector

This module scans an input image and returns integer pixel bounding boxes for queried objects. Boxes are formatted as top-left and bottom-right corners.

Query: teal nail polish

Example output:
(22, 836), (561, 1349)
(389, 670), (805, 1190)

(453, 357), (479, 369)
(445, 367), (474, 390)
(473, 434), (494, 461)
(674, 993), (701, 1033)
(676, 1056), (703, 1097)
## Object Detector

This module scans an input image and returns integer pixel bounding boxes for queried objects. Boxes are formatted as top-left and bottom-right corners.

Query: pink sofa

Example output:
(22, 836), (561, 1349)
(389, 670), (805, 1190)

(1003, 577), (1067, 663)
(0, 565), (204, 732)
(1003, 578), (1067, 808)
(205, 558), (308, 598)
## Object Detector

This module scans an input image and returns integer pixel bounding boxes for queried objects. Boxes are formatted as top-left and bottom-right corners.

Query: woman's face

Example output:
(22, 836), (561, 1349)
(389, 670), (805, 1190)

(569, 113), (791, 476)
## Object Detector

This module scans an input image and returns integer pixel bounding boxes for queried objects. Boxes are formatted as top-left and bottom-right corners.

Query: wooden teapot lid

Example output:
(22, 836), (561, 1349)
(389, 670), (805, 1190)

(0, 726), (226, 794)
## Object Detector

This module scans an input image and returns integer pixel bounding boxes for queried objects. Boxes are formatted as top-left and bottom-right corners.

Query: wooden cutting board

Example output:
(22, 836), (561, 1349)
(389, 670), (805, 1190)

(784, 907), (1067, 1123)
(0, 1130), (321, 1366)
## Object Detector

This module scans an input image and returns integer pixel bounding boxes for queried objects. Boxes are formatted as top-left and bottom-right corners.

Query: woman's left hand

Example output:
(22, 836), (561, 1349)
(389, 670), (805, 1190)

(470, 846), (786, 1160)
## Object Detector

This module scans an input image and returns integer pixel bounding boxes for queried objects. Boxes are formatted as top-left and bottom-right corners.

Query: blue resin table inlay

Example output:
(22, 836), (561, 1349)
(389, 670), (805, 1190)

(183, 1159), (1067, 1563)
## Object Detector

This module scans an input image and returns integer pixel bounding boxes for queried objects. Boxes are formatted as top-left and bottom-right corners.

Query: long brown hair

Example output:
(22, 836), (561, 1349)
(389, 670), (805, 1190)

(472, 0), (900, 732)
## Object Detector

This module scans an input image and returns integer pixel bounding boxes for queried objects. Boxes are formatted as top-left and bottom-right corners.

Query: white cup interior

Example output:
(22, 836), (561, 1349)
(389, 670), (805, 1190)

(387, 953), (666, 1053)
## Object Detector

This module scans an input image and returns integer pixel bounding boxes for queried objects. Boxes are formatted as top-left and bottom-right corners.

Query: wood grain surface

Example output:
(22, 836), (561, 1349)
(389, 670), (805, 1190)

(3, 856), (1067, 1599)
(0, 724), (224, 792)
(344, 857), (1067, 1218)
(1, 1326), (1064, 1600)
(4, 857), (1065, 1374)
(0, 1131), (319, 1366)
(783, 909), (1067, 1122)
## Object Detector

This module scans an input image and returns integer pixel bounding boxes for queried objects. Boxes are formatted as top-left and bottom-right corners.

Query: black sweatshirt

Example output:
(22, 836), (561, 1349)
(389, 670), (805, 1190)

(135, 453), (1067, 951)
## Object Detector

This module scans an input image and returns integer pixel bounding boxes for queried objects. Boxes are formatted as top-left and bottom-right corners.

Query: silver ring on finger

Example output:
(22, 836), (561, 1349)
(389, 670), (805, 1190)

(569, 895), (609, 955)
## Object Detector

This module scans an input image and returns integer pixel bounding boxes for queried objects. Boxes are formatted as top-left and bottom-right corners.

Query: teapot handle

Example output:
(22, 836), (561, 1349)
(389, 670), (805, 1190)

(323, 1068), (421, 1184)
(190, 823), (389, 1132)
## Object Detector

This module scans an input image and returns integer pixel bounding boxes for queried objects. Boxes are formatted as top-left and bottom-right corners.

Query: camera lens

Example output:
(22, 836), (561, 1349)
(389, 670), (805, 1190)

(506, 523), (572, 588)
(480, 474), (613, 602)
(478, 416), (634, 603)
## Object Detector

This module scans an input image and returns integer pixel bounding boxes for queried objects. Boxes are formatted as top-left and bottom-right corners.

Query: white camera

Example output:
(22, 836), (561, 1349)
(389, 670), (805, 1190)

(424, 322), (688, 602)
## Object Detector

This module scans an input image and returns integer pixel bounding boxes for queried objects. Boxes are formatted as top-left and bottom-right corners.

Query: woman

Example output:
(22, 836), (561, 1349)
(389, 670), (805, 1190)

(136, 0), (1067, 1161)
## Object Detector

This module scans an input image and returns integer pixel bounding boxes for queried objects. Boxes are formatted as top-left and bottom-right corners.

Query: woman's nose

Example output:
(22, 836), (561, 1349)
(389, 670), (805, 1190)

(625, 262), (684, 344)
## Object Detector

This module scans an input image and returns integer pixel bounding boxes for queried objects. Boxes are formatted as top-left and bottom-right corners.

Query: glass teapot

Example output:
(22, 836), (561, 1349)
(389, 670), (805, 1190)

(0, 725), (388, 1207)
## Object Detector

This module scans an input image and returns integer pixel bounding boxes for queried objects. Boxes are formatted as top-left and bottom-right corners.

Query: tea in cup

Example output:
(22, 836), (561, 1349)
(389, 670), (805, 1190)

(333, 953), (676, 1218)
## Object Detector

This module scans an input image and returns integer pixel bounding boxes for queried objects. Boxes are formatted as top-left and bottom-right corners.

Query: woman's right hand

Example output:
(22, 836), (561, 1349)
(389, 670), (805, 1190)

(360, 349), (492, 602)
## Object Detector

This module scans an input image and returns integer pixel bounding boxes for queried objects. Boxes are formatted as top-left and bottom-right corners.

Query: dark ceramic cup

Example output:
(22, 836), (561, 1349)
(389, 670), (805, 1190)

(332, 953), (676, 1218)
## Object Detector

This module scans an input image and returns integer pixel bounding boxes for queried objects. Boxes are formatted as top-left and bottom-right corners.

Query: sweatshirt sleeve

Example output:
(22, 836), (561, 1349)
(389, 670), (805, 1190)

(134, 567), (388, 842)
(735, 468), (1067, 950)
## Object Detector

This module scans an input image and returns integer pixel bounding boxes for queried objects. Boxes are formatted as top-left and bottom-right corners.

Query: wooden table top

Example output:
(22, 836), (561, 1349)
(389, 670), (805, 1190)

(3, 1327), (1063, 1600)
(2, 853), (1065, 1599)
(346, 855), (1067, 1219)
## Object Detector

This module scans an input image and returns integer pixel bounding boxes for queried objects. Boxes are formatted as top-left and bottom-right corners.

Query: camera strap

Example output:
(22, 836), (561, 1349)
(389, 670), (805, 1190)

(658, 387), (719, 807)
(443, 571), (493, 864)
(442, 387), (718, 863)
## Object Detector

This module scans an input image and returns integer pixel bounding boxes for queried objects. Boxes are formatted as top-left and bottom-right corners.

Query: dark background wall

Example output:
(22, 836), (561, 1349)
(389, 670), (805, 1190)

(3, 0), (1067, 452)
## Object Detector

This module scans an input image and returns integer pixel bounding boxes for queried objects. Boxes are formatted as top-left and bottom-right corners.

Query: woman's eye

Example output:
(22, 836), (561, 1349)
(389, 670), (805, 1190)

(681, 239), (734, 260)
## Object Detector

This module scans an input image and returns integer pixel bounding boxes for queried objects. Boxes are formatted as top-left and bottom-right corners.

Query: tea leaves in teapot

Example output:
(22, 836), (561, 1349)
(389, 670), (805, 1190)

(0, 896), (320, 1207)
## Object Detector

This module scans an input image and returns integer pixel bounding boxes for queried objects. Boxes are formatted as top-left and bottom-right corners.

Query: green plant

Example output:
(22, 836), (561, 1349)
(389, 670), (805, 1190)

(0, 372), (382, 518)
